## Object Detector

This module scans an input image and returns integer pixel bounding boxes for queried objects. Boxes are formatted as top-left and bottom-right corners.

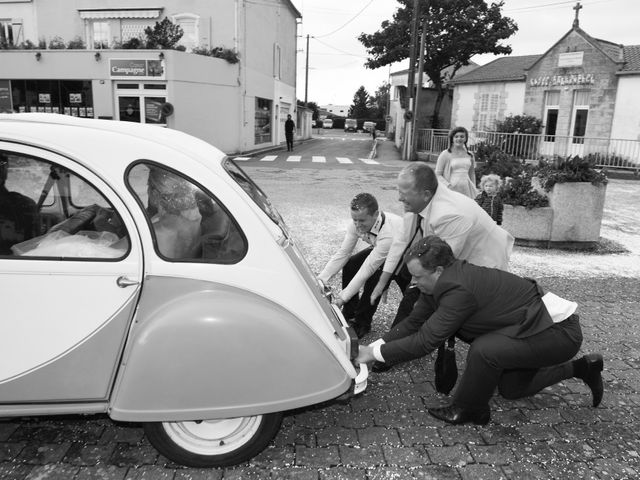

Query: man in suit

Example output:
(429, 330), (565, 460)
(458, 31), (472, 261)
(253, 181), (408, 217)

(318, 193), (404, 338)
(357, 236), (604, 425)
(370, 162), (514, 328)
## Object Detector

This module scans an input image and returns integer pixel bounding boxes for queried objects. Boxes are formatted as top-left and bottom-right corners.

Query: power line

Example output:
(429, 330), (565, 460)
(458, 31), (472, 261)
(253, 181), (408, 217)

(314, 0), (375, 39)
(312, 37), (367, 58)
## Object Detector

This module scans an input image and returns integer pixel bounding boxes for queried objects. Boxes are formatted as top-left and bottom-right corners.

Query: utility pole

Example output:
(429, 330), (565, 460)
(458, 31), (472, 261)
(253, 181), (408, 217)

(304, 34), (310, 105)
(403, 0), (421, 161)
(411, 16), (427, 162)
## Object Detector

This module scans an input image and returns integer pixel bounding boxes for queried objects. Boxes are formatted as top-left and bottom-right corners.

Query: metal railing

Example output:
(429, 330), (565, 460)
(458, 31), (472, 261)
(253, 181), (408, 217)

(416, 128), (640, 171)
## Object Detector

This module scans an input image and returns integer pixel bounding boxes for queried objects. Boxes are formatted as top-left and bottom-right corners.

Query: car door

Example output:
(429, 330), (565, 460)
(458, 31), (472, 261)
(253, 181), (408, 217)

(0, 143), (143, 403)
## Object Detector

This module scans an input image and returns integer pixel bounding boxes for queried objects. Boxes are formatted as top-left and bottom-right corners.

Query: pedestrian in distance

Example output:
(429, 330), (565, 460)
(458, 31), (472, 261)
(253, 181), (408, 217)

(317, 193), (405, 338)
(435, 126), (477, 198)
(370, 162), (514, 331)
(357, 235), (604, 426)
(285, 114), (295, 151)
(475, 173), (504, 225)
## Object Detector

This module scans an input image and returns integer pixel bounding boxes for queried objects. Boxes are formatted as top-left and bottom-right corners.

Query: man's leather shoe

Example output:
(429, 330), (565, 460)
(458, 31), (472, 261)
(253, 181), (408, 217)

(428, 404), (490, 425)
(371, 361), (393, 373)
(354, 323), (371, 338)
(574, 353), (604, 407)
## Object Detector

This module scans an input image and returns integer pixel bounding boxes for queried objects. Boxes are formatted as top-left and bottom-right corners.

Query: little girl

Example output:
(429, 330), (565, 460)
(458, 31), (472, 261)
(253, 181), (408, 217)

(475, 174), (504, 225)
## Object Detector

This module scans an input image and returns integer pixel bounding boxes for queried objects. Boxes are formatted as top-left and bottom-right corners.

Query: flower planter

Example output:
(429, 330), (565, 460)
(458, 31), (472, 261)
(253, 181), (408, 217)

(503, 205), (553, 245)
(503, 182), (607, 248)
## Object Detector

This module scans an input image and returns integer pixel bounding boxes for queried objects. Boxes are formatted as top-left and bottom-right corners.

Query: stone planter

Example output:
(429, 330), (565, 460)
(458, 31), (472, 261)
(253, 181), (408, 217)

(503, 182), (607, 248)
(503, 205), (553, 246)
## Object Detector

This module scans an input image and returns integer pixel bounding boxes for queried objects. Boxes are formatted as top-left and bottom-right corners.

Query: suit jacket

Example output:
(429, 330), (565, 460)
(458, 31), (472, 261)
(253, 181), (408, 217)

(384, 183), (514, 273)
(380, 260), (555, 364)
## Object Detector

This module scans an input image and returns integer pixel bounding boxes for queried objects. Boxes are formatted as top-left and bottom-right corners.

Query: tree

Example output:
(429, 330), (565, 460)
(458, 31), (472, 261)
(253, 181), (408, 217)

(145, 17), (184, 49)
(297, 100), (320, 121)
(348, 86), (372, 119)
(358, 0), (517, 128)
(370, 82), (390, 119)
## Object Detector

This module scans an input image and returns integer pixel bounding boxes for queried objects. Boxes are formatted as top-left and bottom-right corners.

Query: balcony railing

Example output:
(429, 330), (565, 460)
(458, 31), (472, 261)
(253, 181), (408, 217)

(416, 128), (640, 171)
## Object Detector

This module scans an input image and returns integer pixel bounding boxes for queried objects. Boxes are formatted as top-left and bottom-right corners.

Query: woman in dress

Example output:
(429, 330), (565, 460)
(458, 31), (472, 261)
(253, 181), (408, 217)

(435, 126), (477, 198)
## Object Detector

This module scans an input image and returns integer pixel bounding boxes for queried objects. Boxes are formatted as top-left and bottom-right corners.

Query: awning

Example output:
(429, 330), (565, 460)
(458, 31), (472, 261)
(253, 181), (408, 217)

(79, 9), (162, 20)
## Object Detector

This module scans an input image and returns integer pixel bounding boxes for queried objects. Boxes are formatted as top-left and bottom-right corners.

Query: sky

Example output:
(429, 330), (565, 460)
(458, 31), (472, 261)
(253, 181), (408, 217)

(290, 0), (640, 107)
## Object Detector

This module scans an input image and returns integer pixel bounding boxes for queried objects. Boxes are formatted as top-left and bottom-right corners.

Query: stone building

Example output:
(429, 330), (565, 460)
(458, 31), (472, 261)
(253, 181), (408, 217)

(449, 4), (640, 160)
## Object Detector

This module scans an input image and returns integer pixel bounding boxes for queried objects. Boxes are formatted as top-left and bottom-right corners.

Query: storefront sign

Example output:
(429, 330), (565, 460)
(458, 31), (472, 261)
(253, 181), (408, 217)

(529, 74), (595, 87)
(110, 59), (165, 79)
(558, 51), (584, 67)
(0, 80), (12, 113)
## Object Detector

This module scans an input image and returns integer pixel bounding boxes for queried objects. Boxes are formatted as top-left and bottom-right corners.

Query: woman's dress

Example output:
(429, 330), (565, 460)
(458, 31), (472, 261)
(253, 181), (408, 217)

(448, 156), (477, 198)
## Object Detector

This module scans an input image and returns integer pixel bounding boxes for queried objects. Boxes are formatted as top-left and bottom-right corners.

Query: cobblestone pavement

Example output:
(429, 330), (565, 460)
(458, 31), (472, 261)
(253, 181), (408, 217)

(2, 145), (639, 479)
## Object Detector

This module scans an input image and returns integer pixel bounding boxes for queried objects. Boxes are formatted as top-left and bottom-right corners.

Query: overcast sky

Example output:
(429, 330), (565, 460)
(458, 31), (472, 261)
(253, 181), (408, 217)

(290, 0), (640, 107)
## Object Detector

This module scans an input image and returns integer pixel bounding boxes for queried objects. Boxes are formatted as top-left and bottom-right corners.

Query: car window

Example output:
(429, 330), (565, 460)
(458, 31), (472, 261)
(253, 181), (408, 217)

(0, 151), (130, 259)
(127, 162), (247, 263)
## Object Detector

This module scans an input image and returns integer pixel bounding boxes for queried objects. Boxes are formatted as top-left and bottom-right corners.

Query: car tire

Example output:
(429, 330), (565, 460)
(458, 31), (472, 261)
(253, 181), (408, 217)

(143, 412), (283, 467)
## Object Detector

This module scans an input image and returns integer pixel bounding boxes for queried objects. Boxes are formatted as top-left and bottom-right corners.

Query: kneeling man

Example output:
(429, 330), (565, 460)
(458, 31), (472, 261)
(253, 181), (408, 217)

(356, 235), (604, 425)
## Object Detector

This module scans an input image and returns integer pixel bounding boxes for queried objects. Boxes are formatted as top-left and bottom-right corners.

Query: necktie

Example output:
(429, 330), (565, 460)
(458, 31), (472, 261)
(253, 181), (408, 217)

(394, 214), (423, 275)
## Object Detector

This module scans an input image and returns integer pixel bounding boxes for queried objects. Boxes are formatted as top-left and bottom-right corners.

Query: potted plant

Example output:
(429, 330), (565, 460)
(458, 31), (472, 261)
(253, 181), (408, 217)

(478, 152), (608, 248)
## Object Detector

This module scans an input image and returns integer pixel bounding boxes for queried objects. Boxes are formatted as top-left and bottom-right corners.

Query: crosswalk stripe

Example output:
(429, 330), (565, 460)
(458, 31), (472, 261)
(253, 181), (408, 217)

(359, 158), (379, 165)
(336, 157), (353, 164)
(312, 156), (326, 163)
(287, 155), (301, 162)
(233, 156), (250, 161)
(261, 155), (277, 162)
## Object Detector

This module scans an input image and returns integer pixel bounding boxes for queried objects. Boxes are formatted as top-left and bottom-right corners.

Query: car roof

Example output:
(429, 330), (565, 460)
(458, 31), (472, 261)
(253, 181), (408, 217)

(0, 113), (226, 172)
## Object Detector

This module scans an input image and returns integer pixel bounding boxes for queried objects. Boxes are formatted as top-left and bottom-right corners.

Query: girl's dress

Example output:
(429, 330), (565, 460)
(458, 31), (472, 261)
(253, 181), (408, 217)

(436, 151), (477, 198)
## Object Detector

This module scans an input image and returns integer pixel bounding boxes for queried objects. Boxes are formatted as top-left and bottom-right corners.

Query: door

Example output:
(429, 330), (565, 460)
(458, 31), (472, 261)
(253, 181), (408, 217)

(0, 144), (143, 402)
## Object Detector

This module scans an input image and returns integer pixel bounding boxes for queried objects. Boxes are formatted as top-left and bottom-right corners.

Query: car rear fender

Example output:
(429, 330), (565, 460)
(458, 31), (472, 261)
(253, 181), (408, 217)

(109, 276), (351, 422)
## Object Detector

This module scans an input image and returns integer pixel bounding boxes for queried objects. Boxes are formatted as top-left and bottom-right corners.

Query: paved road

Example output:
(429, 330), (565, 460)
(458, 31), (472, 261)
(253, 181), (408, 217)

(1, 142), (639, 479)
(233, 132), (406, 170)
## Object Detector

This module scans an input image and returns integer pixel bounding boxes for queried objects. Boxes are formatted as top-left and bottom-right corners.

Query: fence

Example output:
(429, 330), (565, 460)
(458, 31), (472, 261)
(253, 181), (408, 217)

(416, 128), (640, 171)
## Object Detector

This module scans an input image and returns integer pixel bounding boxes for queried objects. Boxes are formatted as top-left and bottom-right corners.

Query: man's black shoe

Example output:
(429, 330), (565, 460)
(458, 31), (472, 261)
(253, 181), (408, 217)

(428, 405), (490, 425)
(354, 323), (371, 338)
(371, 361), (393, 373)
(574, 353), (604, 407)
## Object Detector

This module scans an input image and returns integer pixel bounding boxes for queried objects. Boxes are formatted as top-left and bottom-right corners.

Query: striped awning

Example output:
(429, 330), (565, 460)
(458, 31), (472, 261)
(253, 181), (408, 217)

(79, 9), (162, 20)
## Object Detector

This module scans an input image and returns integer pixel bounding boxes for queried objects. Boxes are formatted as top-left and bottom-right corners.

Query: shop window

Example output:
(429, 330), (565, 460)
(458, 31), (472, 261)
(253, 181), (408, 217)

(1, 151), (129, 259)
(543, 91), (560, 142)
(127, 163), (246, 263)
(10, 80), (93, 117)
(571, 90), (590, 144)
(173, 13), (199, 51)
(255, 98), (272, 145)
(115, 83), (167, 125)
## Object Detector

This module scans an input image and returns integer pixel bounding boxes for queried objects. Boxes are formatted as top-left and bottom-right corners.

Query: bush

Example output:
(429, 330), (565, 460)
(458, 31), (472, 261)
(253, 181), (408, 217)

(48, 36), (66, 49)
(192, 46), (239, 64)
(495, 114), (542, 134)
(145, 18), (183, 49)
(474, 142), (524, 180)
(66, 36), (86, 49)
(119, 37), (146, 49)
(537, 155), (608, 190)
(502, 168), (549, 209)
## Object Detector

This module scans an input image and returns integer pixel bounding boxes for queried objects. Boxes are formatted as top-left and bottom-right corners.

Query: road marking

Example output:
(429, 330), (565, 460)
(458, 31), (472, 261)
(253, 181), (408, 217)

(360, 158), (380, 165)
(233, 156), (250, 161)
(287, 155), (301, 162)
(336, 157), (353, 164)
(261, 155), (277, 162)
(312, 156), (326, 163)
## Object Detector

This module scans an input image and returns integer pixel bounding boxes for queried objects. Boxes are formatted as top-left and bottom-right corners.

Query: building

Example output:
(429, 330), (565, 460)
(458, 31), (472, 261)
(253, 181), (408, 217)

(388, 63), (478, 150)
(320, 104), (350, 118)
(0, 0), (303, 154)
(450, 5), (640, 159)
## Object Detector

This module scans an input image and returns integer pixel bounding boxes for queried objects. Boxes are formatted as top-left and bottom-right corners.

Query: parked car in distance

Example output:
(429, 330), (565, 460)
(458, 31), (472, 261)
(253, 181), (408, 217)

(0, 113), (367, 468)
(322, 118), (334, 129)
(363, 121), (376, 133)
(344, 119), (357, 132)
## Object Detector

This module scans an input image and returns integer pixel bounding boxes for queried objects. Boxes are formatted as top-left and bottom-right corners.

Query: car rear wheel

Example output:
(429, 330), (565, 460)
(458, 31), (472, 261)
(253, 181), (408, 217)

(143, 413), (283, 467)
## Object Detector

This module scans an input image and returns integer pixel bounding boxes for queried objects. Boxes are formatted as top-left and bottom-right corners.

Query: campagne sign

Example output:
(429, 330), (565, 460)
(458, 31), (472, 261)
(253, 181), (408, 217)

(529, 73), (595, 87)
(110, 59), (164, 79)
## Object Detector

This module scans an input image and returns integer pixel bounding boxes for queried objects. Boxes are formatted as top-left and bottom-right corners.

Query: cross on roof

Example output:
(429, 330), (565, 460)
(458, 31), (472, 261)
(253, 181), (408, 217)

(573, 1), (583, 28)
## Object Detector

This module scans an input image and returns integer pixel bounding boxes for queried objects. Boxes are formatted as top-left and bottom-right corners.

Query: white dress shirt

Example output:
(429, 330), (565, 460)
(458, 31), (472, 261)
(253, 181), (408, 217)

(318, 211), (403, 302)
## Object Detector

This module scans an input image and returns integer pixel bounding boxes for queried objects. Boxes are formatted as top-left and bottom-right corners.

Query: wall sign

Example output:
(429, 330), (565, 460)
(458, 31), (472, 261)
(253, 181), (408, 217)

(558, 51), (584, 67)
(529, 74), (595, 87)
(110, 59), (165, 80)
(38, 93), (51, 104)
